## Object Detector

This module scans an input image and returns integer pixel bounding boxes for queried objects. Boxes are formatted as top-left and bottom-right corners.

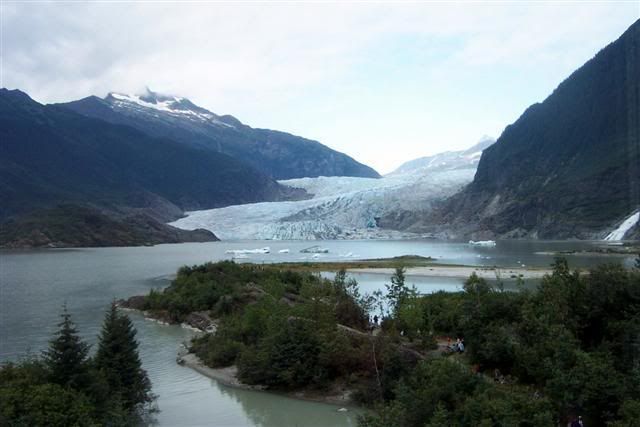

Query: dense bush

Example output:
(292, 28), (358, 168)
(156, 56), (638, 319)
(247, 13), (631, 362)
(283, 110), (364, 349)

(239, 318), (324, 388)
(361, 259), (640, 426)
(191, 334), (246, 368)
(161, 263), (387, 393)
(144, 261), (328, 321)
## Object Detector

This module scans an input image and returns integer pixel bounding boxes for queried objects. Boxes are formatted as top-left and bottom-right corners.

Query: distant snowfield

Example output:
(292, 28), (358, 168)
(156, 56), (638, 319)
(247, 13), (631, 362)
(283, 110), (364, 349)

(169, 168), (475, 240)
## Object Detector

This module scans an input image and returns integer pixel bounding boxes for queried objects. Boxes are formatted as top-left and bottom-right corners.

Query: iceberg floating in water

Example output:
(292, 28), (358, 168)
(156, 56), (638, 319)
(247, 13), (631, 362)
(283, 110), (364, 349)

(469, 240), (496, 247)
(225, 247), (271, 255)
(300, 245), (329, 254)
(605, 211), (639, 241)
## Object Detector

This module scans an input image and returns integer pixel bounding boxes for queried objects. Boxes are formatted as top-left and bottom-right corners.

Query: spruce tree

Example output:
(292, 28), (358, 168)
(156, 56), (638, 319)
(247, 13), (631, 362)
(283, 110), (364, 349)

(95, 302), (152, 414)
(43, 304), (90, 388)
(386, 266), (409, 317)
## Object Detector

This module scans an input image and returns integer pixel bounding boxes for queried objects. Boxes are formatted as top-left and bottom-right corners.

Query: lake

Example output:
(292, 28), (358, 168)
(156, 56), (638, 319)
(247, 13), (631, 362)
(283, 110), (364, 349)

(0, 239), (633, 426)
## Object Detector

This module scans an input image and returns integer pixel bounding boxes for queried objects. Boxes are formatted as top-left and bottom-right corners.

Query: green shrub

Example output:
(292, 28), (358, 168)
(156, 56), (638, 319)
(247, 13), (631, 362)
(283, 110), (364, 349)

(191, 334), (245, 368)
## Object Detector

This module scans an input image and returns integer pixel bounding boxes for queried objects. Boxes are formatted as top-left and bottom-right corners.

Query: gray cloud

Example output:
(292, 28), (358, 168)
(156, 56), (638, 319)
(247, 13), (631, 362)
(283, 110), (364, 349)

(2, 1), (637, 172)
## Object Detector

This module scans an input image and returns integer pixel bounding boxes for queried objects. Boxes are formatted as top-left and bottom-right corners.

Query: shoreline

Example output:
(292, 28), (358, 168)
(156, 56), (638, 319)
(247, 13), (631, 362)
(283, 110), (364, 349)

(535, 250), (639, 257)
(124, 308), (361, 410)
(347, 265), (553, 279)
(180, 353), (263, 391)
(179, 353), (359, 409)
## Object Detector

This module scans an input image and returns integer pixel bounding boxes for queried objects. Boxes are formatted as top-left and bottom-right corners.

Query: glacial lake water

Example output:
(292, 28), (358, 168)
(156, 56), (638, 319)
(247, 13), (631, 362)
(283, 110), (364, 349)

(0, 239), (635, 426)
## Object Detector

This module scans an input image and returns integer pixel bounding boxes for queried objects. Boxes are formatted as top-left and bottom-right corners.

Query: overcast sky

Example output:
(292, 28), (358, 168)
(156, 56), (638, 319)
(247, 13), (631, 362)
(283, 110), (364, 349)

(2, 1), (638, 174)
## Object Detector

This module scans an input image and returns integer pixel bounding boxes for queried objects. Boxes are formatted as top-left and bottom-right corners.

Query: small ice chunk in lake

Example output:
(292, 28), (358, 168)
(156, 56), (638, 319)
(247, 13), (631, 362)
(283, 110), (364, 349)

(300, 245), (330, 254)
(469, 240), (496, 247)
(225, 247), (270, 254)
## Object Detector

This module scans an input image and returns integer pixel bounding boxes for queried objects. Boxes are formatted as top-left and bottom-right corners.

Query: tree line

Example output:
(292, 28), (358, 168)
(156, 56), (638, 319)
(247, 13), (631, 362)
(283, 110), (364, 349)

(0, 303), (153, 426)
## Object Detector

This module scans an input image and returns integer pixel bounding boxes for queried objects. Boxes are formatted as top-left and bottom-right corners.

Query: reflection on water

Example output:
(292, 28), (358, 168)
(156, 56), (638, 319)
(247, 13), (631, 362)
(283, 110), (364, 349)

(0, 239), (634, 426)
(213, 380), (360, 427)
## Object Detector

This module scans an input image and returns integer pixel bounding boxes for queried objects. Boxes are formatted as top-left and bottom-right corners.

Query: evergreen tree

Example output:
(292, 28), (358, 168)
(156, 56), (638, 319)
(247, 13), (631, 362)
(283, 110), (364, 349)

(386, 266), (410, 317)
(95, 302), (152, 415)
(43, 305), (90, 388)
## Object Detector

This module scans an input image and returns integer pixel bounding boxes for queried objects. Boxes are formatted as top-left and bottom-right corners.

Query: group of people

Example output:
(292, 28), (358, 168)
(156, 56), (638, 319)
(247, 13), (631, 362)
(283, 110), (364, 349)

(447, 337), (465, 353)
(570, 416), (584, 427)
(368, 315), (381, 333)
(371, 315), (379, 326)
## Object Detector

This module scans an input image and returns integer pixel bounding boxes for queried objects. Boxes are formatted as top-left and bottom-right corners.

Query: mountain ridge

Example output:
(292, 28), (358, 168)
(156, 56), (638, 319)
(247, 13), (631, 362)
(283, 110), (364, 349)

(0, 88), (306, 247)
(60, 89), (380, 180)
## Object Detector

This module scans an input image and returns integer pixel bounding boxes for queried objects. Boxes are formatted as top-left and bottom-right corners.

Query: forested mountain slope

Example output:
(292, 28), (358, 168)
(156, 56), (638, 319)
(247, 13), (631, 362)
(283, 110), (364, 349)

(397, 20), (640, 240)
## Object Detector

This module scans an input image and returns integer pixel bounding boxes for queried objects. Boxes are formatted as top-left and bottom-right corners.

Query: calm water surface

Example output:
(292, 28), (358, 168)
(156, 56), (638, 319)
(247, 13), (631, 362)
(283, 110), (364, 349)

(0, 239), (633, 426)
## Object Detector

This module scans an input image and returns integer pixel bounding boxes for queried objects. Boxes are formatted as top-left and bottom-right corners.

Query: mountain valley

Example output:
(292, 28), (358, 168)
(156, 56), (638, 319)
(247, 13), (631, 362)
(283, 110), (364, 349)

(169, 138), (493, 240)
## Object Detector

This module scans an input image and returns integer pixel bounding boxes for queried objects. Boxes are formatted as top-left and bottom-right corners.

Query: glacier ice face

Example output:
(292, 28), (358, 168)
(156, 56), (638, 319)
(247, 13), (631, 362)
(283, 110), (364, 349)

(170, 165), (476, 240)
(169, 139), (494, 240)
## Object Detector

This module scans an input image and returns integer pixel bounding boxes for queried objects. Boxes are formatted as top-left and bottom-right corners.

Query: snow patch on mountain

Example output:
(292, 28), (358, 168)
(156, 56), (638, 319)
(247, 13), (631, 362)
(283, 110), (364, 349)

(110, 92), (184, 112)
(390, 136), (495, 176)
(106, 89), (235, 128)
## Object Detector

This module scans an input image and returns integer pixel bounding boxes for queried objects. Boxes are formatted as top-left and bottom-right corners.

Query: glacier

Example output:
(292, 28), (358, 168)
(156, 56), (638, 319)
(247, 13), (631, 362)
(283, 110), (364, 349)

(170, 139), (492, 240)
